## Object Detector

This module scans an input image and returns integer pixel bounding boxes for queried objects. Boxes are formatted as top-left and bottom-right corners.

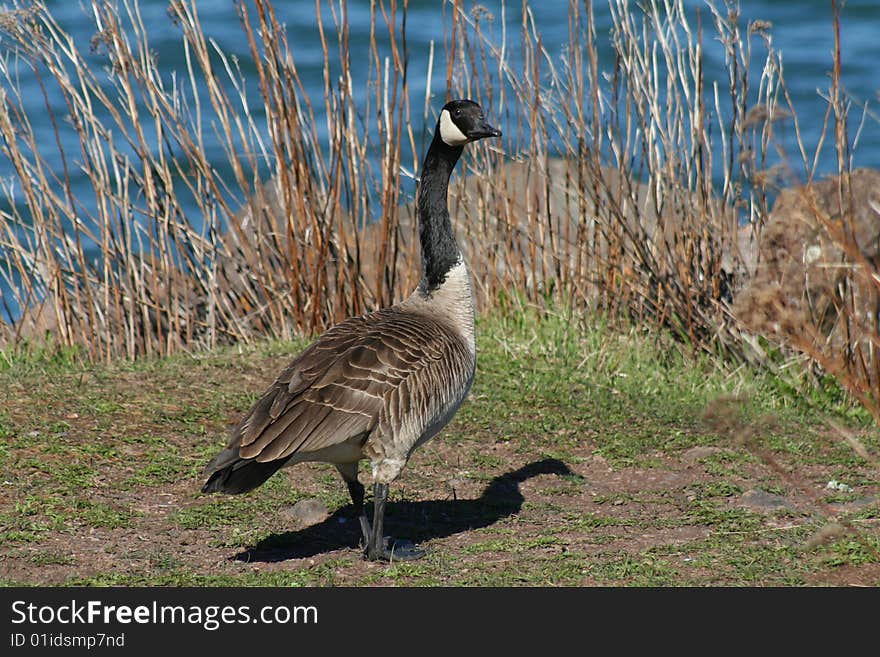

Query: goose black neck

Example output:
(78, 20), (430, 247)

(417, 133), (464, 292)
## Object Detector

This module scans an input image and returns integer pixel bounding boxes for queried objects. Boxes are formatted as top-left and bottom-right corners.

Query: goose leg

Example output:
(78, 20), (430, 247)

(365, 482), (426, 562)
(337, 462), (372, 549)
(345, 478), (371, 548)
(366, 482), (388, 560)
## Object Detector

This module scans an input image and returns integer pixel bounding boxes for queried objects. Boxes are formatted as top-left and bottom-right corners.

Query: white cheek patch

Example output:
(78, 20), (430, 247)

(439, 109), (469, 146)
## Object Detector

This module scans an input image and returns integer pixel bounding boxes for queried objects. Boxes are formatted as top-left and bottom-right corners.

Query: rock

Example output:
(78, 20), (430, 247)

(390, 158), (741, 304)
(734, 168), (880, 348)
(682, 446), (723, 464)
(738, 488), (794, 512)
(828, 495), (877, 514)
(281, 498), (328, 526)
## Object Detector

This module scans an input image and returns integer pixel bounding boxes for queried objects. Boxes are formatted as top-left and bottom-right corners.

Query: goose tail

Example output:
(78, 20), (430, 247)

(201, 448), (287, 495)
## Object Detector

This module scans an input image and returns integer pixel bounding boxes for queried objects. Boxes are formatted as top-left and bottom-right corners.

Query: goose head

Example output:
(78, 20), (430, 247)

(438, 99), (502, 147)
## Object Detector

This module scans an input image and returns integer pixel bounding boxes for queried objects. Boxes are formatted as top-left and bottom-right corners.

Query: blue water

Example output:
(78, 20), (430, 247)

(1, 0), (878, 320)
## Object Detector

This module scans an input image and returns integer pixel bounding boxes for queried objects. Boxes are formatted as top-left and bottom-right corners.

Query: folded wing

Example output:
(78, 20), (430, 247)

(206, 307), (470, 474)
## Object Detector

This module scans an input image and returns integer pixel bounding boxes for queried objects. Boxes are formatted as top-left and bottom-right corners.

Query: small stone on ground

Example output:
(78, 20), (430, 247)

(282, 498), (329, 526)
(738, 489), (793, 512)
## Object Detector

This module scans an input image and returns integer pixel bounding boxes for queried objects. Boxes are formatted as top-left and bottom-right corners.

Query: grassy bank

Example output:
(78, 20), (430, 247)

(1, 307), (877, 586)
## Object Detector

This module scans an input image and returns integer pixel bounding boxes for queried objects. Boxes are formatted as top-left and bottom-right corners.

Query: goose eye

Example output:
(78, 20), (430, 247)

(453, 108), (462, 118)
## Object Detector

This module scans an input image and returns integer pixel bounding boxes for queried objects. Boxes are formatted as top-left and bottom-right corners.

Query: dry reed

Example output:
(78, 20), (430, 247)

(0, 0), (873, 408)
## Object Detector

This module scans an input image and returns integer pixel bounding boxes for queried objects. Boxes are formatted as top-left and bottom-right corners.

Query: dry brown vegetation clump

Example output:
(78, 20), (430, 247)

(736, 170), (880, 342)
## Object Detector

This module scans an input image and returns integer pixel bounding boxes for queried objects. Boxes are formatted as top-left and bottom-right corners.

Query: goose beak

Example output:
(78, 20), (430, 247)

(467, 120), (502, 140)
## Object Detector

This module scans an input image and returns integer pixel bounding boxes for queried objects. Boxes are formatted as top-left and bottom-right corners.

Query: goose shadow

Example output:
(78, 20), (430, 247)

(233, 457), (578, 562)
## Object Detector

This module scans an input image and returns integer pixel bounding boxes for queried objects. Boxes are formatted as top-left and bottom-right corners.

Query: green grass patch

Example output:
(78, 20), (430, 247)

(0, 306), (878, 585)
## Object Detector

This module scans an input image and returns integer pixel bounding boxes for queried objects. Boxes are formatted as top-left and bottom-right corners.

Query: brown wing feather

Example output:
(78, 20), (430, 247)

(231, 306), (464, 464)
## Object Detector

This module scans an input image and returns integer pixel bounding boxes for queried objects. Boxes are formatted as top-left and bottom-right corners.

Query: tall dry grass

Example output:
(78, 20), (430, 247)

(0, 0), (412, 360)
(0, 0), (870, 393)
(437, 0), (785, 358)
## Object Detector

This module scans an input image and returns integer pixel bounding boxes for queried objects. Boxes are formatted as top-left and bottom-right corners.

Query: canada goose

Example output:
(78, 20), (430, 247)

(202, 99), (501, 561)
